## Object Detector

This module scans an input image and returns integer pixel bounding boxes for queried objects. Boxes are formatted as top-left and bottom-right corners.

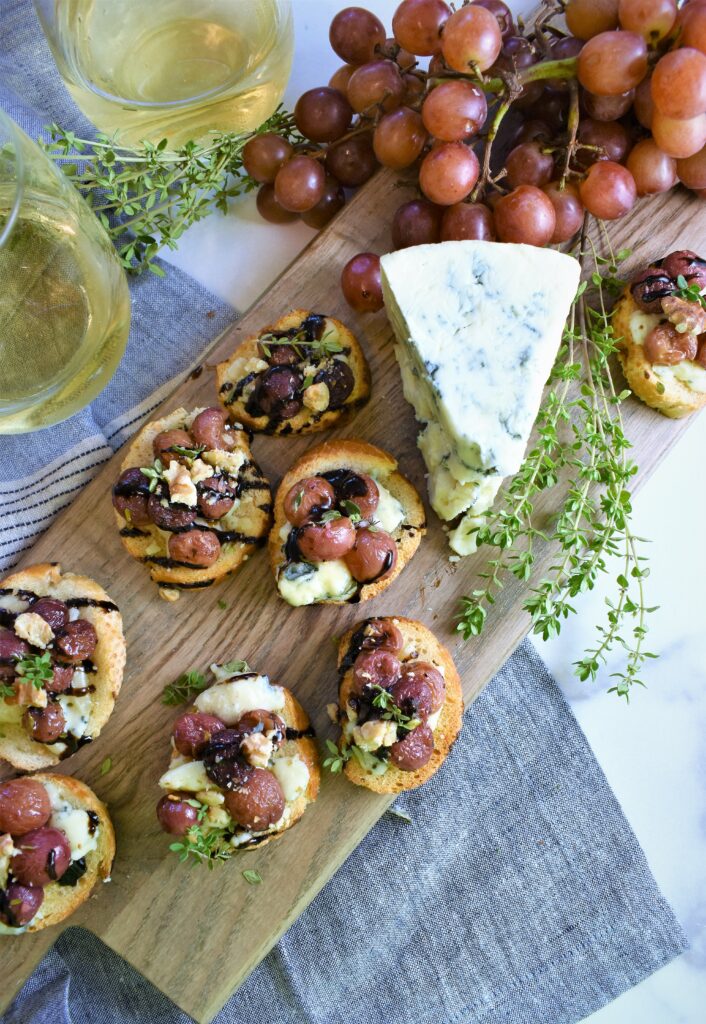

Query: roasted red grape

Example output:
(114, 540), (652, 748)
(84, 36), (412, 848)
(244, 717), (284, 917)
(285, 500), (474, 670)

(172, 712), (226, 757)
(494, 185), (556, 246)
(389, 723), (434, 771)
(284, 477), (336, 526)
(440, 201), (495, 241)
(341, 253), (383, 312)
(156, 796), (198, 836)
(0, 883), (43, 928)
(24, 704), (66, 743)
(0, 778), (51, 836)
(153, 428), (192, 464)
(392, 198), (442, 248)
(419, 142), (479, 205)
(345, 528), (397, 582)
(294, 87), (352, 143)
(579, 160), (637, 219)
(399, 661), (446, 712)
(224, 768), (285, 830)
(12, 827), (71, 886)
(351, 649), (401, 694)
(167, 529), (221, 567)
(31, 598), (69, 632)
(297, 518), (357, 562)
(191, 406), (234, 451)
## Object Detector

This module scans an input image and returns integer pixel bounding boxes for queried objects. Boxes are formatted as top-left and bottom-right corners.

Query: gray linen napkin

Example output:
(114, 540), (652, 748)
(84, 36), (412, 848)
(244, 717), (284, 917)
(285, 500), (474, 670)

(3, 642), (687, 1024)
(0, 3), (688, 1022)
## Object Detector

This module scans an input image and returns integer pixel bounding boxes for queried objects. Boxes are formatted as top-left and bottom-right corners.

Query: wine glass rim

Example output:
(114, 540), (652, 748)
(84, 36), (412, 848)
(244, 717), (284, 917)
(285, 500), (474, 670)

(0, 111), (24, 250)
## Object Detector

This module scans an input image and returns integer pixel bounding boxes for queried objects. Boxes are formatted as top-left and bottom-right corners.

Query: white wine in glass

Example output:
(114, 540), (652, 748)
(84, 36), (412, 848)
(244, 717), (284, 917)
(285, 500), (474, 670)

(34, 0), (294, 147)
(0, 112), (130, 434)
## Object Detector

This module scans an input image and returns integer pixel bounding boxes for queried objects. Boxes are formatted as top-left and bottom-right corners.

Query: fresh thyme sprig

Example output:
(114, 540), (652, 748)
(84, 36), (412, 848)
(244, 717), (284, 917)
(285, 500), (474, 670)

(258, 327), (343, 361)
(370, 685), (421, 731)
(457, 231), (657, 700)
(162, 669), (209, 706)
(169, 803), (235, 868)
(41, 107), (302, 275)
(139, 458), (165, 492)
(15, 651), (54, 689)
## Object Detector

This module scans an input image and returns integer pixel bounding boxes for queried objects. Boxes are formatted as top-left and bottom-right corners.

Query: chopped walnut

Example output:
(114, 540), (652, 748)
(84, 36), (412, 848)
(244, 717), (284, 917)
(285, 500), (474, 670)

(14, 612), (53, 649)
(206, 806), (231, 828)
(203, 448), (246, 477)
(0, 833), (19, 889)
(661, 295), (706, 336)
(352, 719), (398, 752)
(6, 681), (48, 708)
(163, 461), (198, 506)
(326, 702), (339, 724)
(189, 458), (213, 485)
(241, 731), (274, 768)
(159, 587), (180, 603)
(303, 382), (330, 412)
(196, 789), (225, 807)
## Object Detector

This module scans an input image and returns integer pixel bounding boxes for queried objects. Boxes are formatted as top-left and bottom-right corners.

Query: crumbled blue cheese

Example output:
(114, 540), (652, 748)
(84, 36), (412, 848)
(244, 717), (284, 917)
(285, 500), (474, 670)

(43, 781), (98, 862)
(371, 480), (404, 532)
(159, 759), (212, 792)
(655, 360), (706, 393)
(381, 241), (580, 555)
(194, 675), (285, 724)
(277, 558), (356, 606)
(271, 754), (310, 801)
(57, 690), (92, 740)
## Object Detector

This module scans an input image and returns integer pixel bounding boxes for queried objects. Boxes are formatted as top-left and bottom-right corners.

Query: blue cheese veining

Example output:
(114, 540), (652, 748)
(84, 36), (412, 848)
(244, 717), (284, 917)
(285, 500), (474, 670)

(380, 240), (580, 555)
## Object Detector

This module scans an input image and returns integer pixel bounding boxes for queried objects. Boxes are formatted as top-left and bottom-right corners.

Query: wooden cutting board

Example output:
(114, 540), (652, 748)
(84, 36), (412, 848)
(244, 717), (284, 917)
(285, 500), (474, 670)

(0, 168), (702, 1022)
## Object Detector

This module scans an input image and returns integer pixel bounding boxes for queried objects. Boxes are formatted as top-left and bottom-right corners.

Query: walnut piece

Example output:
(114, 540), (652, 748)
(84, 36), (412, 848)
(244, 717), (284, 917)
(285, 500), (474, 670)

(241, 731), (274, 768)
(163, 461), (198, 507)
(661, 295), (706, 336)
(14, 612), (54, 649)
(352, 719), (398, 752)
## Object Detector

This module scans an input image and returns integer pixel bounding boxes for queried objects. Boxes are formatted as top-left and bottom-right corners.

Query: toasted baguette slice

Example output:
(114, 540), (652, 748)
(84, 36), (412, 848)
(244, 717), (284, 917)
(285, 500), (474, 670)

(269, 440), (426, 606)
(158, 669), (320, 857)
(0, 564), (125, 772)
(336, 617), (463, 793)
(114, 407), (272, 594)
(614, 289), (706, 418)
(3, 773), (115, 933)
(216, 309), (371, 435)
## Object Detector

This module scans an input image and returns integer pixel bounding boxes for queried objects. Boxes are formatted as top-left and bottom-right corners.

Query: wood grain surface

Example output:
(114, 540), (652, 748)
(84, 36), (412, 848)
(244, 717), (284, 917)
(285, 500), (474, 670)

(0, 168), (702, 1023)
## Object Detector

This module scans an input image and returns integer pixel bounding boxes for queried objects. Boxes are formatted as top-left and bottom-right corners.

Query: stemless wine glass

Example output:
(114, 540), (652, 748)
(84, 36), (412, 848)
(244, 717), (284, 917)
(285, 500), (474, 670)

(0, 111), (131, 434)
(33, 0), (294, 147)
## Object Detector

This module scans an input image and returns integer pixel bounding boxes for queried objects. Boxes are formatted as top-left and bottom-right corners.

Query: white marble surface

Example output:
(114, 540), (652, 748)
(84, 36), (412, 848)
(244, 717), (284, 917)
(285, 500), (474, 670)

(163, 2), (706, 1020)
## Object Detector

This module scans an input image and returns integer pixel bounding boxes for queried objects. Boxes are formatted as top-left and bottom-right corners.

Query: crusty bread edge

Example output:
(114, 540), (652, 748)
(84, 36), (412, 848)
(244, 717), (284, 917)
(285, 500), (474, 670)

(269, 440), (426, 606)
(114, 407), (272, 589)
(337, 616), (463, 793)
(0, 563), (125, 772)
(215, 309), (371, 435)
(21, 773), (115, 933)
(614, 290), (706, 419)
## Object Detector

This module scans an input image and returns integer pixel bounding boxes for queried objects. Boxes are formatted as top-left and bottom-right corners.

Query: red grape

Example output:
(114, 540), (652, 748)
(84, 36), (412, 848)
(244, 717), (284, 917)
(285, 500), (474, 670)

(494, 185), (556, 246)
(441, 5), (503, 73)
(373, 107), (427, 169)
(514, 119), (552, 145)
(379, 38), (417, 70)
(473, 0), (515, 40)
(680, 5), (706, 55)
(325, 132), (378, 186)
(577, 31), (648, 95)
(242, 133), (293, 184)
(542, 181), (585, 243)
(329, 64), (356, 93)
(494, 36), (543, 108)
(294, 87), (352, 143)
(402, 73), (425, 106)
(582, 88), (634, 121)
(418, 142), (480, 204)
(618, 0), (677, 41)
(651, 49), (706, 120)
(341, 253), (383, 312)
(440, 201), (496, 241)
(302, 176), (346, 228)
(392, 0), (451, 56)
(652, 111), (706, 158)
(565, 0), (620, 40)
(392, 198), (442, 248)
(421, 80), (487, 141)
(546, 36), (585, 94)
(633, 76), (654, 128)
(579, 160), (637, 219)
(330, 7), (386, 65)
(577, 118), (631, 166)
(347, 60), (405, 114)
(676, 144), (706, 189)
(505, 141), (555, 188)
(256, 183), (299, 224)
(274, 155), (326, 213)
(626, 137), (677, 194)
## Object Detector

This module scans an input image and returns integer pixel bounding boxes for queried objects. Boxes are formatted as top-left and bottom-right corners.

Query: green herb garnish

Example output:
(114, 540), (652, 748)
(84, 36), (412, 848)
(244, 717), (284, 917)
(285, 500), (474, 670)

(675, 273), (706, 308)
(169, 821), (235, 868)
(242, 869), (262, 885)
(322, 738), (348, 774)
(139, 458), (164, 492)
(340, 499), (362, 521)
(169, 444), (206, 461)
(457, 240), (656, 700)
(370, 685), (420, 731)
(14, 651), (53, 689)
(387, 806), (412, 824)
(217, 599), (228, 610)
(259, 326), (343, 362)
(99, 757), (112, 776)
(219, 660), (250, 676)
(162, 669), (208, 706)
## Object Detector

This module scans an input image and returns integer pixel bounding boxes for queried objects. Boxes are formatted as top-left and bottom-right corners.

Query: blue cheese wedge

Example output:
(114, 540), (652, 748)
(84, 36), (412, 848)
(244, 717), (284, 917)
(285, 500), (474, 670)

(380, 241), (580, 555)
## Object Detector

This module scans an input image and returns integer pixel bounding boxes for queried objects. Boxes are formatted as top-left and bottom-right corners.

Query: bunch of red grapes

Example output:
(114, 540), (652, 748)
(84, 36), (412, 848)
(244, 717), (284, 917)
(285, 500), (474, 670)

(241, 0), (706, 312)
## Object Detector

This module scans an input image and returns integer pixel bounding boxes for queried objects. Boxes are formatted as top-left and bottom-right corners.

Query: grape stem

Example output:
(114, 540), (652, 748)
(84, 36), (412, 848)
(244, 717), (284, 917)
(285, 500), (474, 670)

(561, 79), (581, 188)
